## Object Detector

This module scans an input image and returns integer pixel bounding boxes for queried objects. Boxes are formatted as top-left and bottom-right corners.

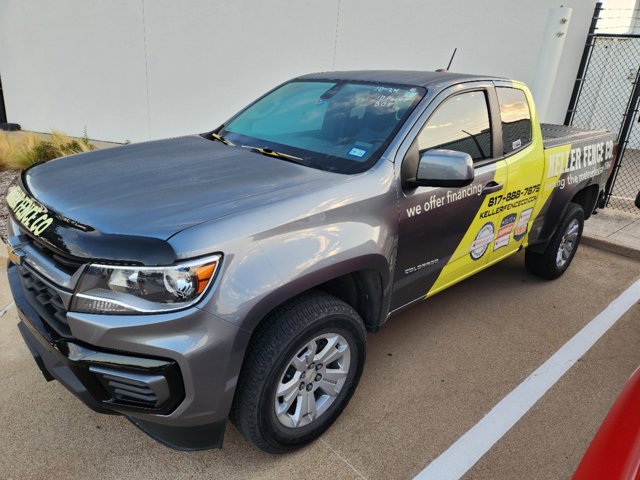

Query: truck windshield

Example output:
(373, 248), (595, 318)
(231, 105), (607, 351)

(219, 80), (426, 174)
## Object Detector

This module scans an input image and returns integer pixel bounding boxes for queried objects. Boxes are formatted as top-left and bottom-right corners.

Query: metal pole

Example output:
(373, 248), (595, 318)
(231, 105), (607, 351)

(564, 1), (602, 126)
(605, 67), (640, 206)
(0, 74), (20, 131)
(0, 76), (6, 125)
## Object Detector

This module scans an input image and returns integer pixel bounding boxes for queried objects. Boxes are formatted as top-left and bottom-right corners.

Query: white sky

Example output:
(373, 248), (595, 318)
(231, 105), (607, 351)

(599, 0), (638, 33)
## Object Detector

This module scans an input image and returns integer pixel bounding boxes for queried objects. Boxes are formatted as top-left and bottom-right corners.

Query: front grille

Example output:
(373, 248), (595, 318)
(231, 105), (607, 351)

(29, 239), (85, 275)
(17, 266), (71, 337)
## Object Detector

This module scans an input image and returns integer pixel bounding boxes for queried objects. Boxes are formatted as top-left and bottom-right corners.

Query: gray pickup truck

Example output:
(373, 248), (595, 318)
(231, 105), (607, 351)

(5, 71), (616, 453)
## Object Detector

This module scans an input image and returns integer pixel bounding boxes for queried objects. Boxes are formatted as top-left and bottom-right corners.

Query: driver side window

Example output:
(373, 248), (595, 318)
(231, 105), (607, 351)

(417, 91), (492, 162)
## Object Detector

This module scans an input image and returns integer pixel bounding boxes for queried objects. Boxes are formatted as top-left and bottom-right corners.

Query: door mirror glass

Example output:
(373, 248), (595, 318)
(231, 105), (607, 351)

(412, 149), (474, 187)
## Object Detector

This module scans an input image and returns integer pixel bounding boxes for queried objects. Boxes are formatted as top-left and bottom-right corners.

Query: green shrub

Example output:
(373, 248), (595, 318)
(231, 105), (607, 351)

(0, 130), (95, 170)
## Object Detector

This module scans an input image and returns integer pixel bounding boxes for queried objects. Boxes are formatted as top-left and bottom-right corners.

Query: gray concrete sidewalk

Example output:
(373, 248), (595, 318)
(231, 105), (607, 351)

(582, 208), (640, 260)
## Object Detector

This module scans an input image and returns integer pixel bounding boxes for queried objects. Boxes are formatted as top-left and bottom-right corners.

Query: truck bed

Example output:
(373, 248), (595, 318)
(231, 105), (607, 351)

(541, 124), (613, 149)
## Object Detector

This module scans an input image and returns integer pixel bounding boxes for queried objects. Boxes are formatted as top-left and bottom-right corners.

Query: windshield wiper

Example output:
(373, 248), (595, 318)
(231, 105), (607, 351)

(241, 145), (304, 163)
(211, 132), (235, 146)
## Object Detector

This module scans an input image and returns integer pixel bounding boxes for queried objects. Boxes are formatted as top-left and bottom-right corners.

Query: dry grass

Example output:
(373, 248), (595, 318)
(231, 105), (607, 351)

(0, 130), (95, 170)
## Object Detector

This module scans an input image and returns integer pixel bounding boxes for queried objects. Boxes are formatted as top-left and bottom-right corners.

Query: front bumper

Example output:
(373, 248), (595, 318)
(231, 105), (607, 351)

(8, 262), (247, 450)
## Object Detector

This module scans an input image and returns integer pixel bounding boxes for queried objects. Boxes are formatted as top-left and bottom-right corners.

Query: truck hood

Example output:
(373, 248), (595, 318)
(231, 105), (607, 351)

(24, 136), (342, 240)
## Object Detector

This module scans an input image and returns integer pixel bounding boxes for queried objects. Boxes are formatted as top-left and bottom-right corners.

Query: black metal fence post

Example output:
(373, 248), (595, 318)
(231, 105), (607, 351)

(0, 75), (20, 131)
(0, 76), (7, 125)
(564, 2), (603, 126)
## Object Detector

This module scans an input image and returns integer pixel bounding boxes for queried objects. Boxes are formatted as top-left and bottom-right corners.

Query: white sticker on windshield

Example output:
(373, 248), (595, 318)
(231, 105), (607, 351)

(348, 147), (367, 158)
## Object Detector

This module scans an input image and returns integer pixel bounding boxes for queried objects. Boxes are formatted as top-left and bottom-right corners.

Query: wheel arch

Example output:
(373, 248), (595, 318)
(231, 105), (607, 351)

(529, 184), (598, 253)
(239, 253), (392, 336)
(571, 184), (600, 220)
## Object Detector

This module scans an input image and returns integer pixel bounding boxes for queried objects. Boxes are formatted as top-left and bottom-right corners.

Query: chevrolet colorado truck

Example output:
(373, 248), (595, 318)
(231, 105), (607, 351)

(5, 71), (617, 453)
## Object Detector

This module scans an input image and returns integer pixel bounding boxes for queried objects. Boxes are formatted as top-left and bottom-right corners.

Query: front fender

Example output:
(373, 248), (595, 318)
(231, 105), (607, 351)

(173, 221), (393, 333)
(241, 250), (391, 334)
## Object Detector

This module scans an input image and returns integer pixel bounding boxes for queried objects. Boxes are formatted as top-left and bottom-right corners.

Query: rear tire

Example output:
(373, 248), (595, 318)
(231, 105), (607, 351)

(231, 291), (366, 453)
(525, 203), (584, 280)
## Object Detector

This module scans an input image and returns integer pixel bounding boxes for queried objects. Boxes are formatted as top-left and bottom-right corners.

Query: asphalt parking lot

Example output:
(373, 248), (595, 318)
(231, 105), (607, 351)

(1, 245), (639, 480)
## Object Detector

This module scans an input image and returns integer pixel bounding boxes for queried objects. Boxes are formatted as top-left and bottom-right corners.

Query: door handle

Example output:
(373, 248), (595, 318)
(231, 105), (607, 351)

(482, 181), (504, 195)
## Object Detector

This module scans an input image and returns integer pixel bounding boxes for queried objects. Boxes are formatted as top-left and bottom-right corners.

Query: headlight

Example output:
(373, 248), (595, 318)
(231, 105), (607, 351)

(70, 255), (221, 314)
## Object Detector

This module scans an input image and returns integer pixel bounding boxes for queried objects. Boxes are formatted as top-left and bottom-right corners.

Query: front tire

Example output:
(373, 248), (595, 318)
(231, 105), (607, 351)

(525, 203), (584, 280)
(231, 291), (366, 453)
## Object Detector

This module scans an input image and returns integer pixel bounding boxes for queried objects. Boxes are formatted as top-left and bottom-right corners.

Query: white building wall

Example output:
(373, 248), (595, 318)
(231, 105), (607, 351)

(142, 0), (341, 140)
(0, 1), (150, 141)
(0, 0), (597, 143)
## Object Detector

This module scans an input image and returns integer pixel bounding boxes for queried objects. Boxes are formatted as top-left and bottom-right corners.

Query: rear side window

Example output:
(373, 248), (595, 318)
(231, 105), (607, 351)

(417, 91), (492, 162)
(496, 87), (532, 155)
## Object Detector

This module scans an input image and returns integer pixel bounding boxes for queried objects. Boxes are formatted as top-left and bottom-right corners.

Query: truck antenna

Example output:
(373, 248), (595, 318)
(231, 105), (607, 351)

(436, 48), (457, 73)
(446, 48), (457, 71)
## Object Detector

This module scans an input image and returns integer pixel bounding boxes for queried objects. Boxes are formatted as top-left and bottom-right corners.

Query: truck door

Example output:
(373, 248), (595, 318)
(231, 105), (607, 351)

(485, 83), (544, 264)
(392, 83), (508, 310)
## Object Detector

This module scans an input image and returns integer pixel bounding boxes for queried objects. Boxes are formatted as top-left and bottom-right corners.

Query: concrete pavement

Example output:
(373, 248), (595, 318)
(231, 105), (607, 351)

(582, 208), (640, 260)
(0, 245), (638, 479)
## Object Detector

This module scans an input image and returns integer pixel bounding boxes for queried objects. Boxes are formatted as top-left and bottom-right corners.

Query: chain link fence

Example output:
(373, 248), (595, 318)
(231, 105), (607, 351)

(567, 5), (640, 214)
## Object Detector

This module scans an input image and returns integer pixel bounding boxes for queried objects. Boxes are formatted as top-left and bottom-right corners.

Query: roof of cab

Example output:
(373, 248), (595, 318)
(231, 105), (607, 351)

(296, 70), (503, 89)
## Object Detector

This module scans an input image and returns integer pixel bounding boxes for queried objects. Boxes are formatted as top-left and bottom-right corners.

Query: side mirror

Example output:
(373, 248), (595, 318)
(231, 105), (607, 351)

(409, 149), (475, 188)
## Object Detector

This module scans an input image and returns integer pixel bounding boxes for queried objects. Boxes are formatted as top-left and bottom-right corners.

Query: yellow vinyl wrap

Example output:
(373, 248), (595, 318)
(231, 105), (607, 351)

(426, 83), (567, 298)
